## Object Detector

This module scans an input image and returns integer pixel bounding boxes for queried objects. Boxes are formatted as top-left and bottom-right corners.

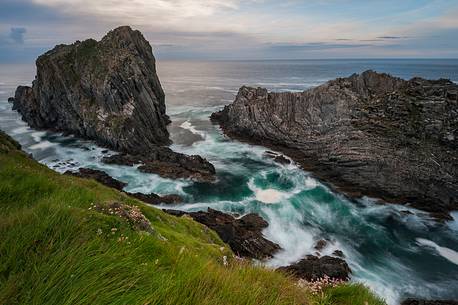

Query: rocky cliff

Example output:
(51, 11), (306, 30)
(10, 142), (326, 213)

(12, 26), (215, 181)
(212, 71), (458, 219)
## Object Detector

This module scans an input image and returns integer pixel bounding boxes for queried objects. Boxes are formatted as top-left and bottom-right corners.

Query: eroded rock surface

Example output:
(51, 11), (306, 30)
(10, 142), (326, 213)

(164, 208), (280, 259)
(212, 71), (458, 219)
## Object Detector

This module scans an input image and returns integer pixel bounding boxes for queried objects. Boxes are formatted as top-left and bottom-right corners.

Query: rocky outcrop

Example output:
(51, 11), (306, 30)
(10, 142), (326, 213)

(102, 149), (215, 182)
(12, 26), (214, 181)
(65, 168), (127, 190)
(401, 299), (458, 305)
(277, 255), (351, 281)
(164, 208), (280, 259)
(65, 167), (182, 204)
(212, 71), (458, 219)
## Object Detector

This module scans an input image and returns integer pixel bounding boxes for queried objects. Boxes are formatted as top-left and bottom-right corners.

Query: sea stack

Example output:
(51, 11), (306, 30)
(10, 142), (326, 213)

(12, 26), (215, 181)
(13, 26), (169, 153)
(212, 71), (458, 219)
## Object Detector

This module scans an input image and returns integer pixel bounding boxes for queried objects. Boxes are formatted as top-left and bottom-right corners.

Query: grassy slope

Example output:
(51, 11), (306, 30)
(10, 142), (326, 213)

(0, 131), (386, 305)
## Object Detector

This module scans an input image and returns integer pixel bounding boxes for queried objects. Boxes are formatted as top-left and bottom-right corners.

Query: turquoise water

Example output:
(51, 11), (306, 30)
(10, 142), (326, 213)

(1, 59), (457, 304)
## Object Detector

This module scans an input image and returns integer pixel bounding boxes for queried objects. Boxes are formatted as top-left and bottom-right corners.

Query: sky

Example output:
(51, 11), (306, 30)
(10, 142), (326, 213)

(1, 0), (458, 62)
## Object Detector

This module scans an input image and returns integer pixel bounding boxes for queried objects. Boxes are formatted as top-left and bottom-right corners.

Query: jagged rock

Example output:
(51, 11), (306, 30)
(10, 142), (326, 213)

(264, 151), (291, 165)
(314, 239), (328, 251)
(164, 208), (280, 259)
(332, 250), (345, 258)
(277, 255), (351, 281)
(128, 192), (182, 205)
(12, 26), (215, 182)
(212, 71), (458, 220)
(401, 299), (458, 305)
(13, 26), (169, 152)
(65, 167), (182, 204)
(7, 97), (15, 103)
(65, 168), (126, 190)
(102, 148), (215, 182)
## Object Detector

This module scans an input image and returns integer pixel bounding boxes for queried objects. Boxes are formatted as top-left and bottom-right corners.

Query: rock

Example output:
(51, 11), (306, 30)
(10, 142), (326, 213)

(66, 167), (182, 204)
(102, 148), (215, 182)
(401, 299), (458, 305)
(65, 168), (126, 190)
(12, 26), (215, 182)
(314, 239), (328, 251)
(13, 26), (169, 152)
(127, 192), (183, 205)
(277, 255), (351, 281)
(264, 151), (291, 165)
(7, 97), (14, 103)
(332, 250), (345, 258)
(212, 71), (458, 220)
(164, 208), (280, 259)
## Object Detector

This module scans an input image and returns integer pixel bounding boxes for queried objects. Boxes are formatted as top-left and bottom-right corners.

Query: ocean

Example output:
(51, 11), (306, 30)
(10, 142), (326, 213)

(1, 59), (457, 304)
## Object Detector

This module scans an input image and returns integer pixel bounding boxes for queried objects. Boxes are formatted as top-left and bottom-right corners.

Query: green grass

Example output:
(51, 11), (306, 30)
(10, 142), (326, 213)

(0, 131), (386, 305)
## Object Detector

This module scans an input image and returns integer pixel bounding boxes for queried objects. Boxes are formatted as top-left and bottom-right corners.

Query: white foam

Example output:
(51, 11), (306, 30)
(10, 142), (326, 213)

(247, 178), (287, 204)
(180, 120), (206, 138)
(31, 131), (46, 142)
(29, 141), (55, 150)
(416, 238), (458, 265)
(11, 126), (30, 134)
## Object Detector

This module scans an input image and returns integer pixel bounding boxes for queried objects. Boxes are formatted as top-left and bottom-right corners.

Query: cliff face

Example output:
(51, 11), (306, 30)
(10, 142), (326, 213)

(212, 71), (458, 219)
(13, 26), (169, 153)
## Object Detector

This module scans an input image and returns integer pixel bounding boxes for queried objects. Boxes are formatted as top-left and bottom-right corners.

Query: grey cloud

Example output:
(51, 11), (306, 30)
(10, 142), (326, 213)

(268, 42), (373, 51)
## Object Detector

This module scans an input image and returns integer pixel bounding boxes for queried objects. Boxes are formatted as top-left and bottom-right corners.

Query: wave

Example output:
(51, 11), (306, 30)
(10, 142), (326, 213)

(179, 120), (206, 138)
(416, 238), (458, 265)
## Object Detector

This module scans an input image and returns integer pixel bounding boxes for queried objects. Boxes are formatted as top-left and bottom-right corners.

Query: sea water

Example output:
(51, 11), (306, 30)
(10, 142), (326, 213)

(1, 59), (458, 304)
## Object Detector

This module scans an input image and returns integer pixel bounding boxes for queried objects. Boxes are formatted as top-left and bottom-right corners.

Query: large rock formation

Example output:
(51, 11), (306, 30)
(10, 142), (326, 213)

(212, 71), (458, 219)
(164, 208), (280, 260)
(12, 26), (214, 181)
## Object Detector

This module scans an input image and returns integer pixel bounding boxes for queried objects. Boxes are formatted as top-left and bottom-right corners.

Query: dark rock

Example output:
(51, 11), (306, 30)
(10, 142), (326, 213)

(332, 250), (345, 258)
(314, 239), (328, 251)
(13, 26), (215, 182)
(277, 255), (351, 281)
(13, 26), (169, 152)
(127, 192), (182, 205)
(101, 149), (109, 154)
(7, 97), (15, 103)
(65, 168), (126, 191)
(401, 299), (458, 305)
(102, 148), (215, 182)
(212, 71), (458, 220)
(164, 208), (280, 259)
(66, 167), (182, 204)
(264, 151), (291, 165)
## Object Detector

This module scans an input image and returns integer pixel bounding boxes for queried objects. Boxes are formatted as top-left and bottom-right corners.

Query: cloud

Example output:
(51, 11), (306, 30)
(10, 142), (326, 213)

(268, 42), (373, 51)
(376, 36), (407, 40)
(9, 27), (27, 44)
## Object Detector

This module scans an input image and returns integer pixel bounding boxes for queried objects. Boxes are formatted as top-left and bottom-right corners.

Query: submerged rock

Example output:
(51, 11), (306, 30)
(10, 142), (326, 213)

(277, 255), (351, 281)
(13, 26), (215, 181)
(164, 208), (280, 259)
(212, 71), (458, 219)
